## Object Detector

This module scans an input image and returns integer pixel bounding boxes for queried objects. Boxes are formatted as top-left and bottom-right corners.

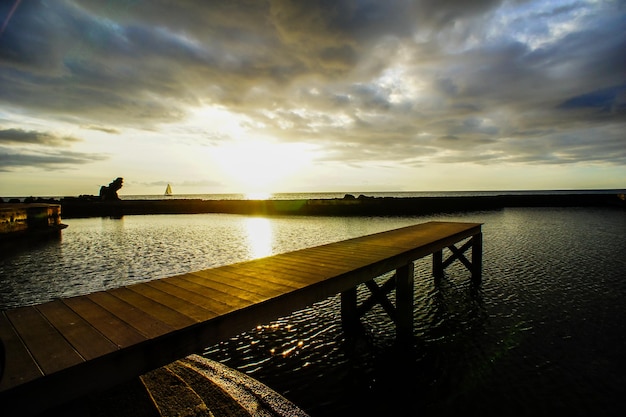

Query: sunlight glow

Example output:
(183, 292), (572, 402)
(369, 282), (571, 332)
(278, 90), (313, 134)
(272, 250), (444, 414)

(211, 139), (315, 192)
(188, 105), (251, 138)
(245, 192), (272, 200)
(244, 217), (272, 259)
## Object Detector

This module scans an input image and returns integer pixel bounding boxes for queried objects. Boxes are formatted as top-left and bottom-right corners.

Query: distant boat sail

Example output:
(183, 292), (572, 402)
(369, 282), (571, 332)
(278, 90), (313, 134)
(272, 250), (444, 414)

(165, 184), (173, 196)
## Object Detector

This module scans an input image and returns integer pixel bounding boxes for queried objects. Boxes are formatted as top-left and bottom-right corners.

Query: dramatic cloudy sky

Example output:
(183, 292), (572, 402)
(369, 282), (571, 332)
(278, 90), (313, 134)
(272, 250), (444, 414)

(1, 0), (624, 196)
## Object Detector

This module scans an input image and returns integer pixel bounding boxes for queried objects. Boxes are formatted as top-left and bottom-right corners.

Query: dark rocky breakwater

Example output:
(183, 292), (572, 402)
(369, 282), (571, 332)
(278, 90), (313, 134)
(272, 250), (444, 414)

(55, 193), (625, 218)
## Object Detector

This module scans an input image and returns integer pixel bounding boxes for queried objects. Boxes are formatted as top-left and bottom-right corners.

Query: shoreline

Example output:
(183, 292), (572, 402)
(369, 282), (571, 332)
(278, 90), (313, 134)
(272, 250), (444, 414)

(38, 193), (626, 218)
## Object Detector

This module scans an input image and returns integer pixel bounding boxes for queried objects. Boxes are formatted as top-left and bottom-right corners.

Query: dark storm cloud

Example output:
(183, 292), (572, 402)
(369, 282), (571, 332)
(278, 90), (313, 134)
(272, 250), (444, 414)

(0, 0), (624, 168)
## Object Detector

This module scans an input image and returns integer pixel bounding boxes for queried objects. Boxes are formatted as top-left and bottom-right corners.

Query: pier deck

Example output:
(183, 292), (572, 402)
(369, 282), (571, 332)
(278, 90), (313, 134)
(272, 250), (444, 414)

(0, 221), (482, 416)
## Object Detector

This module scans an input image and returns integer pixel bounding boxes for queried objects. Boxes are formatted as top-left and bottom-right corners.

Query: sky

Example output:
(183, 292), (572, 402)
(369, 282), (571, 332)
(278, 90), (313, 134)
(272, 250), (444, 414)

(0, 0), (625, 197)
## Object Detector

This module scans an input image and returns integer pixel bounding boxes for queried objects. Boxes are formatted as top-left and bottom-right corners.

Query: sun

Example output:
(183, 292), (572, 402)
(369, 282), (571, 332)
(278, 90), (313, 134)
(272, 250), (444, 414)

(211, 138), (314, 193)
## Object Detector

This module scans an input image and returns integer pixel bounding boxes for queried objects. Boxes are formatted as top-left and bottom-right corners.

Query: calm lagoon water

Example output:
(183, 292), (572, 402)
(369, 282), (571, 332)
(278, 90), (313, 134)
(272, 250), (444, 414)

(1, 207), (625, 416)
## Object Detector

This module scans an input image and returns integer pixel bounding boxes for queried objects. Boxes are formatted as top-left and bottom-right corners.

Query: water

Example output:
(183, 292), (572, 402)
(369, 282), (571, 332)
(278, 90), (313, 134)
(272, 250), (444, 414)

(5, 188), (625, 202)
(123, 188), (626, 201)
(1, 205), (625, 416)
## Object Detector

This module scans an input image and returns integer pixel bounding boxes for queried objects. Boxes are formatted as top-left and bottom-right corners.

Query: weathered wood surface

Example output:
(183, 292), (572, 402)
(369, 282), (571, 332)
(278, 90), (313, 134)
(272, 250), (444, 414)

(0, 220), (481, 416)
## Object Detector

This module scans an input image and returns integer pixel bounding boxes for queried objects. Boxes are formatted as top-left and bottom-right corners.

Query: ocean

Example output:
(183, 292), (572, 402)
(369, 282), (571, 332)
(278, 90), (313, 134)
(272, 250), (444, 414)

(5, 188), (624, 202)
(117, 188), (626, 201)
(1, 191), (625, 416)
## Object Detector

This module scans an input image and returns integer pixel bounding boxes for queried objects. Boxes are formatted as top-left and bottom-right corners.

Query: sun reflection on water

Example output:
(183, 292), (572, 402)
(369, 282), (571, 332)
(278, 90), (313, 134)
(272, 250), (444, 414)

(244, 192), (273, 200)
(244, 217), (273, 259)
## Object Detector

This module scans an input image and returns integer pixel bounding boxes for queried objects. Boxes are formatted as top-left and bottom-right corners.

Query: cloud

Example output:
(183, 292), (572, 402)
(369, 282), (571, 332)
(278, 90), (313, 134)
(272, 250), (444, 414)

(0, 0), (624, 176)
(0, 128), (81, 146)
(0, 146), (108, 171)
(0, 125), (106, 172)
(559, 84), (626, 113)
(80, 125), (121, 134)
(139, 179), (224, 188)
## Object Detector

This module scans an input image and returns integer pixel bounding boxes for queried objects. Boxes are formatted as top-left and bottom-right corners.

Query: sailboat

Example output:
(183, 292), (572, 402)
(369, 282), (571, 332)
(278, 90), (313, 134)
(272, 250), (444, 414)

(164, 183), (173, 196)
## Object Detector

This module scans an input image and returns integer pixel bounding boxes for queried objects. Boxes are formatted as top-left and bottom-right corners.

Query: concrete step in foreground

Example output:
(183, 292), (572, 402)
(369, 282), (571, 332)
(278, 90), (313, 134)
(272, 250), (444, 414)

(142, 355), (310, 417)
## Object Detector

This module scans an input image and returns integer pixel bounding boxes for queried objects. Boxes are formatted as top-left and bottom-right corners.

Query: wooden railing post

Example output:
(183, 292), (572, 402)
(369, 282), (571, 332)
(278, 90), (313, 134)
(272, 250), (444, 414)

(395, 262), (414, 341)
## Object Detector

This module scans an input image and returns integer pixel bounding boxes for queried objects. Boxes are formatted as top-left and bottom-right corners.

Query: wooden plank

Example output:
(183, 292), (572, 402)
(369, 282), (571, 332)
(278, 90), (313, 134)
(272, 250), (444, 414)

(292, 243), (394, 261)
(188, 269), (283, 302)
(272, 251), (366, 274)
(289, 245), (400, 267)
(350, 222), (480, 248)
(144, 279), (232, 315)
(255, 257), (341, 281)
(163, 275), (251, 310)
(213, 264), (306, 291)
(36, 300), (118, 360)
(223, 260), (328, 289)
(108, 286), (196, 330)
(63, 296), (146, 348)
(5, 306), (84, 375)
(86, 291), (173, 339)
(196, 267), (295, 296)
(258, 252), (378, 299)
(0, 312), (42, 391)
(230, 256), (317, 284)
(128, 281), (218, 322)
(287, 247), (401, 279)
(270, 252), (354, 275)
(313, 239), (405, 255)
(181, 272), (268, 304)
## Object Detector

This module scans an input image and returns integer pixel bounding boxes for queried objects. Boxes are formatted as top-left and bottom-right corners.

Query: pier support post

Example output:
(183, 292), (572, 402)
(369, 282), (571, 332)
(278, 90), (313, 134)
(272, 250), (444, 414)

(433, 250), (443, 279)
(395, 262), (414, 341)
(471, 232), (483, 282)
(431, 232), (483, 283)
(0, 339), (4, 382)
(341, 287), (359, 334)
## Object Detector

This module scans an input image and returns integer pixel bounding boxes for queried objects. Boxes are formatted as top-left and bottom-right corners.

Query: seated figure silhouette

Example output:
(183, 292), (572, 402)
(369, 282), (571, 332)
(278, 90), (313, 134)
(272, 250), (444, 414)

(99, 177), (124, 201)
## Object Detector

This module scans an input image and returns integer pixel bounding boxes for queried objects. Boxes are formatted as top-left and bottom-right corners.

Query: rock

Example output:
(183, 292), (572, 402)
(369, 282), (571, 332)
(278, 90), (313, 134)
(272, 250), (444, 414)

(99, 177), (124, 201)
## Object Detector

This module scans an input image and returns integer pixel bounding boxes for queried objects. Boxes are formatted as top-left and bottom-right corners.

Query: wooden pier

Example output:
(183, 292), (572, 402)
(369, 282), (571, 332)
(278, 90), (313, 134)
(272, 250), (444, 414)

(0, 204), (67, 239)
(0, 221), (482, 416)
